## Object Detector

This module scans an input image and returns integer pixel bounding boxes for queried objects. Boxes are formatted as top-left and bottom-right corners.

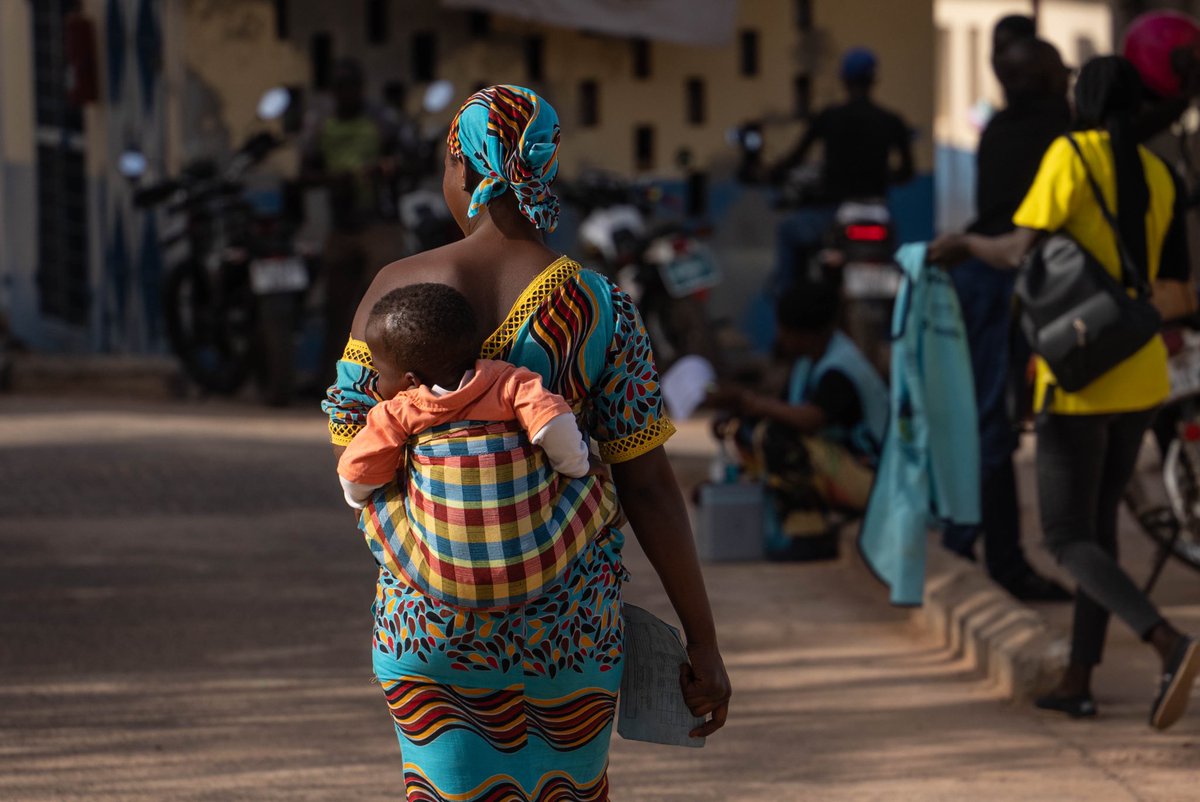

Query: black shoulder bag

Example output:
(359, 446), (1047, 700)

(1014, 135), (1162, 394)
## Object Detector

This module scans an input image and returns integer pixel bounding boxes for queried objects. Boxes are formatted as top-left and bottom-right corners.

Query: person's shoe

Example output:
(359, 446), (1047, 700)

(1001, 571), (1073, 602)
(1035, 693), (1097, 718)
(1150, 637), (1200, 730)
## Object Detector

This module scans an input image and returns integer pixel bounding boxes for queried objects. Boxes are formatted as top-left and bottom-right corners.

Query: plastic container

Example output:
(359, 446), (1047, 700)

(694, 481), (766, 562)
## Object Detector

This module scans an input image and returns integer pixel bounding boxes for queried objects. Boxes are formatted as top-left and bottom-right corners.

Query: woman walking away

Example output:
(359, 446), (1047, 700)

(324, 85), (730, 799)
(930, 56), (1199, 729)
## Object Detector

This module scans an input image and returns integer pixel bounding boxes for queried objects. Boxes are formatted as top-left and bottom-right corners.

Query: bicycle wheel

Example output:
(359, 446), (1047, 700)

(1158, 438), (1200, 573)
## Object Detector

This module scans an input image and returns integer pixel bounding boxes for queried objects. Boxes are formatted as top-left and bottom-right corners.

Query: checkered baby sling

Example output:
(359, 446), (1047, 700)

(358, 418), (620, 609)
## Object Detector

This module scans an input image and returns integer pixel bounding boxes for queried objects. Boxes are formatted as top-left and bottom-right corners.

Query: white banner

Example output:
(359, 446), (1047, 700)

(441, 0), (739, 46)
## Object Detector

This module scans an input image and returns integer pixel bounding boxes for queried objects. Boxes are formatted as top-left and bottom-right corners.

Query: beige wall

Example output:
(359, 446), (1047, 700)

(418, 0), (935, 177)
(178, 0), (934, 180)
(180, 0), (308, 169)
(0, 0), (35, 166)
(934, 0), (1112, 150)
(807, 0), (936, 170)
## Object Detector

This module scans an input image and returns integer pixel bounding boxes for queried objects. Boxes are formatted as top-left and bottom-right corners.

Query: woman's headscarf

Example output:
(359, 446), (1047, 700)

(1073, 56), (1150, 276)
(446, 85), (561, 232)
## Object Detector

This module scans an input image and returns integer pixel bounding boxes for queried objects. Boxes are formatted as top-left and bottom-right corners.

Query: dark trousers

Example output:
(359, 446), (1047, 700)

(943, 258), (1032, 582)
(1037, 410), (1165, 666)
(944, 457), (1030, 583)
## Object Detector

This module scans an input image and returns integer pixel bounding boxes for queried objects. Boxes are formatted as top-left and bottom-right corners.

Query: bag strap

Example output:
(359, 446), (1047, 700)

(1063, 134), (1151, 297)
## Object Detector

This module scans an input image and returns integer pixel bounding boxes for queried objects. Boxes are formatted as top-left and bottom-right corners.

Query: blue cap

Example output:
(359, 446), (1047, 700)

(840, 47), (878, 82)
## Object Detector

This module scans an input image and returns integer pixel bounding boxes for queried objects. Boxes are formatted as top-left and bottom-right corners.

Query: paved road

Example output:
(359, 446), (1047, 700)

(1, 397), (1197, 801)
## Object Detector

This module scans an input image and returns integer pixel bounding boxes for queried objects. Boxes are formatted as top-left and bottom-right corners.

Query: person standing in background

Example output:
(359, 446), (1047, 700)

(930, 56), (1200, 729)
(768, 48), (914, 295)
(941, 23), (1073, 601)
(302, 58), (408, 374)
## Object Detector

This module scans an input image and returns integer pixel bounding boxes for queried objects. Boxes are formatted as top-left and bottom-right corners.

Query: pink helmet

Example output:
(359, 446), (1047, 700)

(1122, 10), (1200, 98)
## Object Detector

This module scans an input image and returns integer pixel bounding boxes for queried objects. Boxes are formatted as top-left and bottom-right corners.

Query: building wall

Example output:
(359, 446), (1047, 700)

(3, 0), (937, 353)
(180, 0), (933, 178)
(179, 0), (935, 333)
(933, 0), (1112, 232)
(0, 0), (181, 352)
(0, 0), (40, 345)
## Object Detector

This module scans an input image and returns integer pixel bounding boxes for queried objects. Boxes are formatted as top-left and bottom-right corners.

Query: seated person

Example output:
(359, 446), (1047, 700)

(716, 283), (889, 558)
(338, 283), (591, 509)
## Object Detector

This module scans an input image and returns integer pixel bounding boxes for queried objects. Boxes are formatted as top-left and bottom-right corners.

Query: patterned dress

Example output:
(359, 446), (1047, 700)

(324, 257), (675, 801)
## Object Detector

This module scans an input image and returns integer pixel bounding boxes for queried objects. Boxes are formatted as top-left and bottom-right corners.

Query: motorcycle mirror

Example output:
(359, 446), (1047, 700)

(422, 80), (456, 114)
(257, 87), (292, 121)
(727, 123), (763, 153)
(117, 150), (148, 179)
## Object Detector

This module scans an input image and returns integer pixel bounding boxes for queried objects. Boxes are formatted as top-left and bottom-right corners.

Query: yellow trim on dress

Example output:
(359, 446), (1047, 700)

(342, 336), (375, 369)
(480, 256), (580, 359)
(598, 417), (676, 463)
(329, 337), (377, 446)
(329, 422), (361, 447)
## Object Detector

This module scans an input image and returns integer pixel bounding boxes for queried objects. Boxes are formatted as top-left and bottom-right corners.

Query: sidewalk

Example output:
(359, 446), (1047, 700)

(1, 398), (1198, 800)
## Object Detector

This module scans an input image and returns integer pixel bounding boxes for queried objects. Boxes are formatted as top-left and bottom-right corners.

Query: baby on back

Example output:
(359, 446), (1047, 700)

(337, 283), (590, 508)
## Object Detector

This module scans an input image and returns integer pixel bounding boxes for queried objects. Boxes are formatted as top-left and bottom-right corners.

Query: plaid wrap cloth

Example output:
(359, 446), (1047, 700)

(359, 419), (620, 610)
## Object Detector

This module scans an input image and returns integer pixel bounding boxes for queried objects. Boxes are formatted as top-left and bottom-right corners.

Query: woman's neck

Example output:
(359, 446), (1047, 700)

(463, 196), (546, 245)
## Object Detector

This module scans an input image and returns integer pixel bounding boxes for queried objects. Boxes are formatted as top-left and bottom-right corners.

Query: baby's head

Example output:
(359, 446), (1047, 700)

(365, 283), (480, 398)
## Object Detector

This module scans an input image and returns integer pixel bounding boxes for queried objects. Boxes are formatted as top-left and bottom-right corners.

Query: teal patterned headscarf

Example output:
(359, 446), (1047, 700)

(446, 85), (561, 232)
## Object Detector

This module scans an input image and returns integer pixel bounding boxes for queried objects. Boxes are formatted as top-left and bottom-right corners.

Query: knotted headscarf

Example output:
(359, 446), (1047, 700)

(446, 85), (561, 232)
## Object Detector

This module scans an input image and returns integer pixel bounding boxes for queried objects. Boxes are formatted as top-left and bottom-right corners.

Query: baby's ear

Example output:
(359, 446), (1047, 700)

(402, 371), (423, 390)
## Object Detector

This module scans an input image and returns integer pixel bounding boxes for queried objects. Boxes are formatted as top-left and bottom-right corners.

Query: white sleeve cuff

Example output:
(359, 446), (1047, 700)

(531, 413), (591, 478)
(339, 475), (383, 509)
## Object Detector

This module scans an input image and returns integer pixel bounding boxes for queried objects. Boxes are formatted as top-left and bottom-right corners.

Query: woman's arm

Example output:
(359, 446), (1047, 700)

(928, 227), (1041, 270)
(740, 392), (826, 433)
(611, 446), (731, 737)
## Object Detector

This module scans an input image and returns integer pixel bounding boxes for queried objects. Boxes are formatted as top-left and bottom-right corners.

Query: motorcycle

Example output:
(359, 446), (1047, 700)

(560, 170), (723, 376)
(122, 88), (316, 405)
(733, 122), (901, 378)
(385, 80), (461, 256)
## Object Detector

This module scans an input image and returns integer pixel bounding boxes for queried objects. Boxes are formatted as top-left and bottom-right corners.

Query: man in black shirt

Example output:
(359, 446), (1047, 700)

(944, 30), (1073, 601)
(769, 48), (914, 293)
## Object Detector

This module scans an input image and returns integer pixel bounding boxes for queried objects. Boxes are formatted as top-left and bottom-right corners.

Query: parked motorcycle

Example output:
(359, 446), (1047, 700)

(560, 170), (723, 375)
(122, 88), (315, 405)
(389, 80), (461, 255)
(733, 122), (901, 377)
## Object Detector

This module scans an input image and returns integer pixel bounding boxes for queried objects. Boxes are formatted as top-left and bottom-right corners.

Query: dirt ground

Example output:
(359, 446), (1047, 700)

(1, 398), (1198, 801)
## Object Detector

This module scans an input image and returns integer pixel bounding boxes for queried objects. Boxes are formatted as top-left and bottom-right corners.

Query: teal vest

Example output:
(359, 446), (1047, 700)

(787, 331), (889, 459)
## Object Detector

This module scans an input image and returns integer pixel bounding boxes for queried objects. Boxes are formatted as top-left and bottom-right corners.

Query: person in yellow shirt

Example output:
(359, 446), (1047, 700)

(930, 56), (1198, 729)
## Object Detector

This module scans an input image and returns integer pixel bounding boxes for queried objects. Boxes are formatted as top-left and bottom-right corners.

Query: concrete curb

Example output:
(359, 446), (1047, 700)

(842, 527), (1069, 702)
(6, 352), (182, 399)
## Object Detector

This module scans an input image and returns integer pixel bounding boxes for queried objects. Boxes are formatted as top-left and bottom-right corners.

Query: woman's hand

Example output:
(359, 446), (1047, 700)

(1152, 279), (1198, 322)
(680, 641), (732, 738)
(927, 234), (970, 266)
(612, 447), (731, 738)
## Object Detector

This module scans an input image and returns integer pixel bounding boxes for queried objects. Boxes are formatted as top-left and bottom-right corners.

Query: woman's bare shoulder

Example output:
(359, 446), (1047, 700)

(350, 242), (473, 336)
(376, 241), (472, 286)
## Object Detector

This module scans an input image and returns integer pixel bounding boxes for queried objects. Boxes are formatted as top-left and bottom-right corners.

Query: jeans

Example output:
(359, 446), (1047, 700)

(1037, 409), (1165, 666)
(772, 205), (838, 296)
(943, 459), (1030, 584)
(942, 258), (1033, 583)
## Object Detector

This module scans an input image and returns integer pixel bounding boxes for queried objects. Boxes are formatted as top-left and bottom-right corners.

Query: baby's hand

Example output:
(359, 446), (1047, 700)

(584, 454), (609, 479)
